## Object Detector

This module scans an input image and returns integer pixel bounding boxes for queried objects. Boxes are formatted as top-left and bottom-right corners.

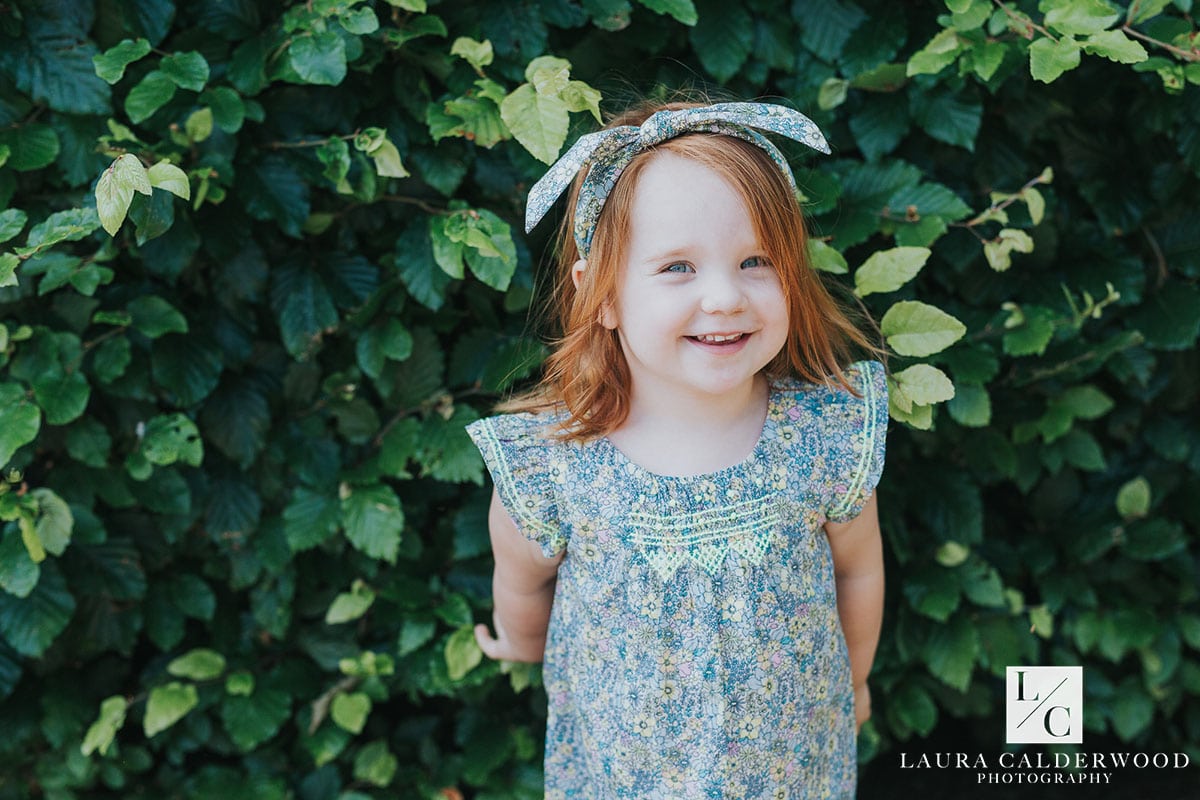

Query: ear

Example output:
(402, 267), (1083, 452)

(570, 258), (587, 290)
(572, 258), (619, 330)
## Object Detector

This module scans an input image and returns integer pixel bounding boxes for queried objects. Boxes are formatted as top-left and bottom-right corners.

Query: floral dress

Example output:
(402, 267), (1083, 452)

(465, 360), (888, 799)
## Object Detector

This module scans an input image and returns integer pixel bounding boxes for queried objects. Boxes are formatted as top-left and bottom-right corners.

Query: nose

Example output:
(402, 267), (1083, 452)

(699, 269), (748, 315)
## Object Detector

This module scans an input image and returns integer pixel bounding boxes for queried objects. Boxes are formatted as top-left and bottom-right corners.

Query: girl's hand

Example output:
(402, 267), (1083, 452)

(854, 683), (872, 731)
(474, 614), (544, 663)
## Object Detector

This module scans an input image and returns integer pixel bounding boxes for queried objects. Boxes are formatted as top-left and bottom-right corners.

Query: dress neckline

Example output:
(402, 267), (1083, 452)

(595, 382), (783, 482)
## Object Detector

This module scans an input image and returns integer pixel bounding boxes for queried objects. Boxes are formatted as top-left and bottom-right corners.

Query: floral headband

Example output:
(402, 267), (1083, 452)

(523, 102), (831, 258)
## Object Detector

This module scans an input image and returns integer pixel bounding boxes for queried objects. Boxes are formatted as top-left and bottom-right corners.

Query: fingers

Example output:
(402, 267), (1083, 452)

(474, 623), (499, 659)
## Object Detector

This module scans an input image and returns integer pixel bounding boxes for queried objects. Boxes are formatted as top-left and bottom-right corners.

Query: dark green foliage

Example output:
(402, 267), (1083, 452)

(0, 0), (1198, 797)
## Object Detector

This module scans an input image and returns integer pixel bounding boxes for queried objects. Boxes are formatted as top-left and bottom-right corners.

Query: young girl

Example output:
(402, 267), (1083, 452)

(466, 101), (887, 799)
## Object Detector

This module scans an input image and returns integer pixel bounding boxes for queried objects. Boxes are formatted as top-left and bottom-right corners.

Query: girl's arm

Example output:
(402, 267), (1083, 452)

(474, 487), (565, 663)
(825, 493), (884, 731)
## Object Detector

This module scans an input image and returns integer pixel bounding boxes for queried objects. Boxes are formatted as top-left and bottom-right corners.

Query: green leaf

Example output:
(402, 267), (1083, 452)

(500, 84), (569, 165)
(31, 488), (72, 556)
(171, 573), (216, 620)
(124, 71), (178, 124)
(167, 648), (227, 680)
(340, 484), (404, 563)
(1029, 36), (1082, 83)
(220, 686), (291, 751)
(0, 124), (60, 171)
(93, 38), (151, 84)
(808, 239), (848, 274)
(910, 88), (982, 151)
(450, 37), (494, 71)
(922, 614), (978, 691)
(80, 696), (128, 757)
(906, 28), (963, 76)
(560, 80), (602, 123)
(225, 672), (254, 696)
(143, 682), (199, 737)
(331, 691), (372, 734)
(0, 382), (41, 466)
(818, 78), (850, 111)
(1002, 305), (1057, 356)
(357, 319), (414, 379)
(946, 382), (991, 427)
(273, 262), (337, 358)
(128, 296), (189, 338)
(161, 51), (210, 91)
(243, 156), (311, 239)
(880, 301), (967, 357)
(1082, 29), (1148, 63)
(983, 228), (1035, 271)
(1053, 385), (1114, 420)
(445, 625), (483, 681)
(33, 365), (90, 427)
(385, 0), (427, 9)
(203, 87), (246, 133)
(0, 527), (39, 599)
(1043, 0), (1120, 36)
(890, 683), (937, 737)
(1029, 604), (1054, 638)
(891, 364), (955, 407)
(854, 246), (930, 296)
(146, 161), (190, 200)
(1124, 518), (1186, 561)
(369, 138), (409, 178)
(339, 7), (380, 34)
(637, 0), (697, 24)
(91, 336), (132, 383)
(354, 740), (398, 787)
(1115, 476), (1151, 519)
(0, 209), (28, 245)
(0, 253), (18, 288)
(0, 562), (75, 657)
(151, 334), (223, 406)
(525, 55), (572, 95)
(185, 108), (214, 143)
(141, 413), (203, 467)
(1129, 280), (1200, 351)
(1111, 682), (1154, 741)
(325, 581), (376, 624)
(289, 31), (347, 85)
(688, 0), (753, 82)
(283, 488), (340, 551)
(1060, 428), (1106, 471)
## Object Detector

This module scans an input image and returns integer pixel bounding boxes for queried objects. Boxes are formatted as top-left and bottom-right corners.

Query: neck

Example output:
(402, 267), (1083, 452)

(606, 374), (771, 477)
(625, 374), (767, 433)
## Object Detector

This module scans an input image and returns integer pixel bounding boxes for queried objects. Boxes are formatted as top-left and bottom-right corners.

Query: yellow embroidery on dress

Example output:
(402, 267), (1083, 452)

(829, 364), (879, 520)
(627, 495), (781, 581)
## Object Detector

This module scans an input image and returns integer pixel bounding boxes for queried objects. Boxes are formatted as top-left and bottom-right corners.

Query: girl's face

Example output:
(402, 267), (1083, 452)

(598, 151), (789, 409)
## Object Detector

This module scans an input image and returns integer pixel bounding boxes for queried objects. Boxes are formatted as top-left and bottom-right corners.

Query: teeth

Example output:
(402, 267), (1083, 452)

(695, 333), (743, 343)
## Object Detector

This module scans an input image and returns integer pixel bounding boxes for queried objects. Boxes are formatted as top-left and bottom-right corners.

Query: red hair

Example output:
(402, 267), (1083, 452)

(503, 101), (882, 439)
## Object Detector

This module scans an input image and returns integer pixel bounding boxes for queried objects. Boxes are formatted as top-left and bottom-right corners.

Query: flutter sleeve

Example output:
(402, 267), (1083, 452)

(465, 413), (567, 558)
(820, 360), (889, 524)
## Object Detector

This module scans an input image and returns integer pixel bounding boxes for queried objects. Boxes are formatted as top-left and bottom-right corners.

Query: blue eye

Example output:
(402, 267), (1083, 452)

(741, 256), (772, 269)
(662, 262), (694, 274)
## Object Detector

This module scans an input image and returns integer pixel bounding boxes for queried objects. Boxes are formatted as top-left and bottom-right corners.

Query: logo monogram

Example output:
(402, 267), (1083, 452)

(1006, 666), (1083, 744)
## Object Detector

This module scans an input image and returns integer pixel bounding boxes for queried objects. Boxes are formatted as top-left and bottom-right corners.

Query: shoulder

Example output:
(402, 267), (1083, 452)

(770, 360), (887, 417)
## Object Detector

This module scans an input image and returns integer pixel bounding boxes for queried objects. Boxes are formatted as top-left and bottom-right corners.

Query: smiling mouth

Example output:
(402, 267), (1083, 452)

(688, 333), (747, 344)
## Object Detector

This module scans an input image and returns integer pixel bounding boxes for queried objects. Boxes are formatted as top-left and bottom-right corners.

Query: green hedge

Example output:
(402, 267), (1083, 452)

(1, 0), (1198, 797)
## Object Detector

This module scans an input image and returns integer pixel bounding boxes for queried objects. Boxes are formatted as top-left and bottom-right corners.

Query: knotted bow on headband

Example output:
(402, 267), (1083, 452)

(524, 102), (831, 258)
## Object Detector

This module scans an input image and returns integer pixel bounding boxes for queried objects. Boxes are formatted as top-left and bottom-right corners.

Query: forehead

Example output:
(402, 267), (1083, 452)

(623, 151), (758, 250)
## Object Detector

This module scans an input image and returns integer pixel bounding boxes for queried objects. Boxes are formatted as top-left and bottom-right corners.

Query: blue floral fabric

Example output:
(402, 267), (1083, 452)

(466, 360), (888, 799)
